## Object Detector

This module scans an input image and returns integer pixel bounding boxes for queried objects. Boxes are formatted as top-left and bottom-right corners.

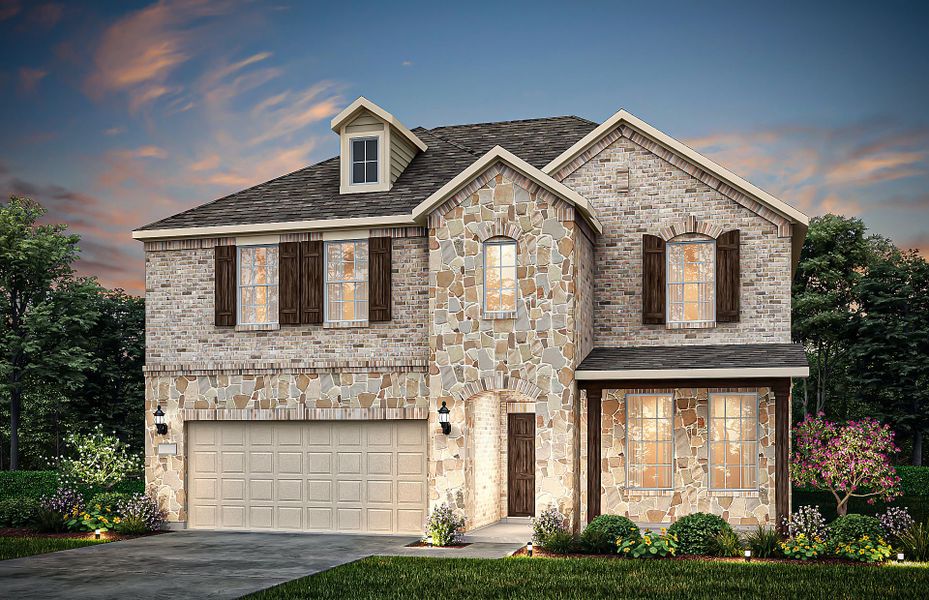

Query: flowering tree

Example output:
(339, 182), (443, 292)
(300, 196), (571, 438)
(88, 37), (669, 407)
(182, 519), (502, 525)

(53, 425), (143, 490)
(790, 413), (901, 516)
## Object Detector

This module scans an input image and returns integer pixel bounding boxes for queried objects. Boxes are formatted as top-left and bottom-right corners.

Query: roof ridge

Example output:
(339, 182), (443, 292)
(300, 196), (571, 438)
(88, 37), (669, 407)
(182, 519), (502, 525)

(417, 128), (480, 157)
(428, 115), (593, 130)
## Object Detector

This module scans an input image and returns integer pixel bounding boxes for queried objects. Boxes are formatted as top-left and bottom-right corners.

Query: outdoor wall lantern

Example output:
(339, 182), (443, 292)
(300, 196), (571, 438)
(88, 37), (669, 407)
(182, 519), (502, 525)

(154, 406), (168, 435)
(438, 401), (451, 435)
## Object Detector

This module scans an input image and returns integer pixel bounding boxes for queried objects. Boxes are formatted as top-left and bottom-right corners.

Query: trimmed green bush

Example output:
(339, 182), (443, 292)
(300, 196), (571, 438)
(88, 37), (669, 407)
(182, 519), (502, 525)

(543, 531), (578, 554)
(899, 466), (929, 497)
(0, 471), (143, 502)
(828, 514), (883, 544)
(581, 515), (640, 554)
(667, 512), (734, 555)
(0, 496), (41, 528)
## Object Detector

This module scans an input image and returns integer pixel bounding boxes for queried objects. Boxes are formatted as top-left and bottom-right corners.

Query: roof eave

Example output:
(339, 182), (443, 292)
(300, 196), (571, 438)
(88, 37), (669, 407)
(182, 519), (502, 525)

(576, 366), (810, 380)
(131, 214), (417, 241)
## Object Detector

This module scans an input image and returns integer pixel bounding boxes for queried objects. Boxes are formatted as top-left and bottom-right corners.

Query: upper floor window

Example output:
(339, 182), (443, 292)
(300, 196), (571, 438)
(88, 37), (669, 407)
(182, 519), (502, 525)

(709, 393), (758, 490)
(666, 239), (715, 325)
(626, 394), (674, 490)
(238, 245), (279, 325)
(351, 137), (379, 185)
(325, 240), (368, 322)
(483, 238), (517, 314)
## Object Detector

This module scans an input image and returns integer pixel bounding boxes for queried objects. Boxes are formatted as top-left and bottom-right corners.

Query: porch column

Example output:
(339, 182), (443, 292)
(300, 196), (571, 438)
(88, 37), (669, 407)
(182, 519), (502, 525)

(772, 378), (792, 530)
(585, 385), (601, 522)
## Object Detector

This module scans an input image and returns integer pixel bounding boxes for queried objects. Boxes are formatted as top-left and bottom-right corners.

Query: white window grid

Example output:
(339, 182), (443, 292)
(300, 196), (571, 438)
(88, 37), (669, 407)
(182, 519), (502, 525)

(625, 393), (675, 490)
(708, 392), (759, 491)
(483, 238), (518, 314)
(666, 239), (716, 325)
(237, 245), (279, 325)
(350, 137), (379, 184)
(324, 240), (368, 322)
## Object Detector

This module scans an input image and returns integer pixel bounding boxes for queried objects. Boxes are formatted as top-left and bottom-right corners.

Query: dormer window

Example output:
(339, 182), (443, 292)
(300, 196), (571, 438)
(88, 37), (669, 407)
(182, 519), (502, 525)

(351, 137), (379, 184)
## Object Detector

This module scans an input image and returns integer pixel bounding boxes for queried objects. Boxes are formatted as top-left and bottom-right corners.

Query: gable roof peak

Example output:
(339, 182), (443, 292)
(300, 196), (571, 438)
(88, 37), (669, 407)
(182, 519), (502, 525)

(330, 96), (427, 152)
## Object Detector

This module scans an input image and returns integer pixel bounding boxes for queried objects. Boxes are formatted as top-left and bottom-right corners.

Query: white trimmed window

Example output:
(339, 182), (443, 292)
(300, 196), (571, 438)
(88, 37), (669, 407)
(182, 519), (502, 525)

(238, 245), (279, 325)
(483, 238), (517, 314)
(325, 240), (368, 322)
(351, 137), (379, 185)
(667, 239), (715, 325)
(709, 393), (759, 490)
(626, 394), (674, 489)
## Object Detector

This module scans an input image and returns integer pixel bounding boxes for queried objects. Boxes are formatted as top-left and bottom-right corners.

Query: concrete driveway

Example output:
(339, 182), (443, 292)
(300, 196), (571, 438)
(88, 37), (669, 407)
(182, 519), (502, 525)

(0, 530), (519, 600)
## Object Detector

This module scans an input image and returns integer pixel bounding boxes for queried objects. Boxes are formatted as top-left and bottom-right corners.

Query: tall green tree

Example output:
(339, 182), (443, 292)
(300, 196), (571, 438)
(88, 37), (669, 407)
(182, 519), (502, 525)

(0, 197), (97, 469)
(791, 214), (874, 416)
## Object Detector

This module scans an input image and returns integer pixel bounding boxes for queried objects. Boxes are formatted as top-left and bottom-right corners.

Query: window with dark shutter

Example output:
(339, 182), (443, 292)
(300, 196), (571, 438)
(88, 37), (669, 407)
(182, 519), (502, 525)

(716, 229), (741, 322)
(279, 242), (300, 325)
(642, 234), (666, 324)
(300, 240), (323, 324)
(368, 236), (392, 321)
(214, 245), (236, 326)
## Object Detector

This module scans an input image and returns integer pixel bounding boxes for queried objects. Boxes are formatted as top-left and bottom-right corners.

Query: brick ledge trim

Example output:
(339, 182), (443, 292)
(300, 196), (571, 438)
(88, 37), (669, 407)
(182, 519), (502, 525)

(144, 358), (428, 376)
(181, 406), (429, 421)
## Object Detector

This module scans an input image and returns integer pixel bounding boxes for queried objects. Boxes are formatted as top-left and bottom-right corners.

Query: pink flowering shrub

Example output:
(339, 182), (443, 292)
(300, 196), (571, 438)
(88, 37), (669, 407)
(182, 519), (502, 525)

(790, 413), (901, 516)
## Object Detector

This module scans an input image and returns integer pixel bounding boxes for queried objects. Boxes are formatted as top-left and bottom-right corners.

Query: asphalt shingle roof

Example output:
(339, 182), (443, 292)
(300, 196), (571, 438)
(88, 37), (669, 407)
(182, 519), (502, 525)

(576, 343), (809, 372)
(138, 116), (598, 231)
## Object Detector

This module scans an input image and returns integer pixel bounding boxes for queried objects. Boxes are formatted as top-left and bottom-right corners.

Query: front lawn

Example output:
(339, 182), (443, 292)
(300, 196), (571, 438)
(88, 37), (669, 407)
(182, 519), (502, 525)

(244, 555), (928, 600)
(0, 536), (109, 561)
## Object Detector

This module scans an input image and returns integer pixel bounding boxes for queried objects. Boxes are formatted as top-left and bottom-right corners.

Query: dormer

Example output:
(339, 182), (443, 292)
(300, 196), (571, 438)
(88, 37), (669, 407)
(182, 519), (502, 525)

(330, 97), (428, 194)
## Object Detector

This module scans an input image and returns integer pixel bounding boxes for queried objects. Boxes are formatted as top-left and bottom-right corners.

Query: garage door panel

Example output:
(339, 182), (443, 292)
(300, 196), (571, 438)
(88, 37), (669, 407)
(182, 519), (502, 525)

(189, 421), (426, 534)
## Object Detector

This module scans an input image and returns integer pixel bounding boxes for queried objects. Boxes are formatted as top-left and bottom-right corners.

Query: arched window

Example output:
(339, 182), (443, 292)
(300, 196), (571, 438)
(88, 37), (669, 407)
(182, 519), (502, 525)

(483, 238), (517, 314)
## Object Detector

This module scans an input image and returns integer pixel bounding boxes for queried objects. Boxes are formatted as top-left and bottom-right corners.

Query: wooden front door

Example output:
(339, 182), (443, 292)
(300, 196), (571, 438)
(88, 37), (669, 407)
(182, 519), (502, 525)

(507, 413), (536, 517)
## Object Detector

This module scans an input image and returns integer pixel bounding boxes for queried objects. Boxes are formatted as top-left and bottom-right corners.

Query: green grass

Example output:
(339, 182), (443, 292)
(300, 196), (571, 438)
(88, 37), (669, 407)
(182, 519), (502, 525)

(0, 536), (109, 561)
(243, 555), (929, 600)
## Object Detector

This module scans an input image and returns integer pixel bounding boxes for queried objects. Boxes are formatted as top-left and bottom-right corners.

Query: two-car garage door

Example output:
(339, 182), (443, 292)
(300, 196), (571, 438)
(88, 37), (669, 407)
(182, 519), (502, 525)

(187, 421), (427, 534)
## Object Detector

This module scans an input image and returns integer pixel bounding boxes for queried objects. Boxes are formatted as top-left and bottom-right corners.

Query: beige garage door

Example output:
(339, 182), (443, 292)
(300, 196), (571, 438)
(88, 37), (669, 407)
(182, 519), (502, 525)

(187, 420), (427, 534)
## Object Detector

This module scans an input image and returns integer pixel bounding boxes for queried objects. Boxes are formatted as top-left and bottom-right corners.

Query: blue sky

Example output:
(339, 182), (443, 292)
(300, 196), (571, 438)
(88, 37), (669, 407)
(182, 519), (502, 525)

(2, 0), (927, 293)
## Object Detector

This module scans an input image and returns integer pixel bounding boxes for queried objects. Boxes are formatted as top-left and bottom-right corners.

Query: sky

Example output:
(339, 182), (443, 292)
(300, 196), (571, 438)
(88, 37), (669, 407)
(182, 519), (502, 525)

(1, 0), (928, 296)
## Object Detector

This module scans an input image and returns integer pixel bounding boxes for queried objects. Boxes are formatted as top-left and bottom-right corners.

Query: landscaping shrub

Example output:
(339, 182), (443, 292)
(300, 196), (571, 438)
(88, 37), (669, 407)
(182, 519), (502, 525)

(898, 466), (929, 496)
(744, 525), (781, 558)
(828, 514), (882, 544)
(33, 506), (68, 533)
(54, 426), (143, 491)
(707, 527), (743, 557)
(531, 505), (568, 546)
(833, 536), (893, 562)
(667, 512), (733, 555)
(0, 496), (41, 528)
(780, 534), (828, 560)
(89, 492), (132, 513)
(784, 505), (829, 541)
(878, 506), (915, 543)
(0, 471), (58, 500)
(543, 531), (578, 554)
(618, 528), (678, 558)
(580, 515), (640, 554)
(115, 492), (167, 533)
(423, 503), (464, 546)
(897, 520), (929, 562)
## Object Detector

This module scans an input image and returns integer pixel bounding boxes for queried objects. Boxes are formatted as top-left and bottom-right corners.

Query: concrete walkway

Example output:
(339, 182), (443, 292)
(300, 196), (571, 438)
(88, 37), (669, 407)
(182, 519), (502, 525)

(0, 530), (520, 600)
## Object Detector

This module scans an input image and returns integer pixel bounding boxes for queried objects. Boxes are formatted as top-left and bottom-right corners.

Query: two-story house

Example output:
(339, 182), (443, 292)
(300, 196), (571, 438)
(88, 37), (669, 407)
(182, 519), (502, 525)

(133, 97), (809, 535)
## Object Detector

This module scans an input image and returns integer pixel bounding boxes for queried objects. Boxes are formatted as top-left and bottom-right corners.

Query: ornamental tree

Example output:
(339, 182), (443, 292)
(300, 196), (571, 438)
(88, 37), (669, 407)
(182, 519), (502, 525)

(790, 413), (901, 516)
(54, 425), (143, 490)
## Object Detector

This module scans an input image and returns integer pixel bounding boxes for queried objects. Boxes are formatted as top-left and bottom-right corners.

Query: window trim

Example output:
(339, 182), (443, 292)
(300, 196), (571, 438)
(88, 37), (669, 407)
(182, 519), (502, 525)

(624, 393), (675, 491)
(350, 136), (380, 186)
(482, 237), (518, 317)
(708, 392), (760, 492)
(666, 238), (716, 326)
(323, 239), (369, 323)
(236, 244), (279, 326)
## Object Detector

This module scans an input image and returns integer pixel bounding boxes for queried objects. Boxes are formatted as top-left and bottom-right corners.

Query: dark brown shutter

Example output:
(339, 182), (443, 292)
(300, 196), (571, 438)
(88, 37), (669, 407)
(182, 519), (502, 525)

(642, 234), (666, 324)
(300, 240), (323, 324)
(214, 245), (236, 326)
(279, 242), (300, 325)
(368, 236), (392, 322)
(716, 229), (741, 322)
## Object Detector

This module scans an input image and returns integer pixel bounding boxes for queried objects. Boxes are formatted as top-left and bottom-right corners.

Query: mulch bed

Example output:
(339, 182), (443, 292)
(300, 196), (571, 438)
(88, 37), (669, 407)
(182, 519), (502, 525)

(0, 528), (168, 541)
(511, 546), (877, 566)
(405, 540), (472, 549)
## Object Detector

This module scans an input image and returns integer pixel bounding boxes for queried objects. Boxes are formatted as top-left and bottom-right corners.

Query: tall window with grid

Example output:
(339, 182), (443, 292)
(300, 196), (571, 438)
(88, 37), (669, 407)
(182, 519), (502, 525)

(666, 239), (715, 325)
(709, 393), (759, 490)
(483, 238), (517, 314)
(238, 245), (279, 325)
(325, 240), (368, 322)
(626, 394), (674, 489)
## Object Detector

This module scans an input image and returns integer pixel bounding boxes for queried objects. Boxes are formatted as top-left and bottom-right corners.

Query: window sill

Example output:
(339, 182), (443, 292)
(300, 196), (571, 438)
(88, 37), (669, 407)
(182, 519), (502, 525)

(666, 320), (716, 330)
(235, 323), (280, 332)
(324, 320), (370, 329)
(623, 488), (675, 497)
(708, 490), (760, 497)
(483, 310), (516, 320)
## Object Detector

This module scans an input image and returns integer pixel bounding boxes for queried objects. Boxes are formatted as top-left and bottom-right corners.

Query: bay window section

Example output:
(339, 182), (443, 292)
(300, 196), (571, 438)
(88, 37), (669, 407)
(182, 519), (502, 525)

(238, 245), (279, 325)
(325, 240), (369, 322)
(709, 393), (759, 490)
(626, 394), (674, 490)
(483, 238), (517, 314)
(667, 239), (715, 326)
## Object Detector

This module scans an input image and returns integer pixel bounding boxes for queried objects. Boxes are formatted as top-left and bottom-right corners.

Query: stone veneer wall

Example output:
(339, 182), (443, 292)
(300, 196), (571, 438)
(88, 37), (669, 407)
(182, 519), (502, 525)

(427, 166), (581, 525)
(599, 386), (776, 526)
(560, 134), (792, 346)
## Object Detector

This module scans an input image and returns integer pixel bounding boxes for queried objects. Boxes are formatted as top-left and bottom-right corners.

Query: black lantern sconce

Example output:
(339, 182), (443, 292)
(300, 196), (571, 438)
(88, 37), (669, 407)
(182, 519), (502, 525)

(438, 401), (451, 435)
(154, 405), (168, 435)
